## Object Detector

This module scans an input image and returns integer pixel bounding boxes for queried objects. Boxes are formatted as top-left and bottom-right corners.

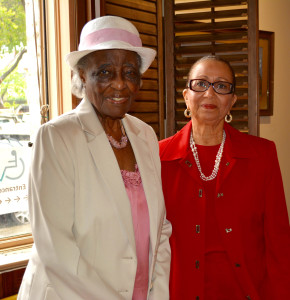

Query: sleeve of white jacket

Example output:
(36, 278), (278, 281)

(146, 126), (172, 300)
(149, 214), (172, 300)
(29, 124), (122, 300)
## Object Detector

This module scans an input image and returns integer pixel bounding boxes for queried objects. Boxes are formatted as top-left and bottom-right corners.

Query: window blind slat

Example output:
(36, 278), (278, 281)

(174, 0), (247, 10)
(175, 9), (248, 22)
(106, 0), (156, 13)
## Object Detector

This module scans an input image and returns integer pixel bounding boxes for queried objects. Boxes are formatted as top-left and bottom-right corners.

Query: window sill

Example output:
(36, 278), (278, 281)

(1, 296), (17, 300)
(0, 235), (32, 272)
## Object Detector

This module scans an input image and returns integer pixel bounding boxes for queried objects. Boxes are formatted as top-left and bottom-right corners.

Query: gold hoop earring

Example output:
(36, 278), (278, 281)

(184, 108), (191, 118)
(225, 113), (232, 123)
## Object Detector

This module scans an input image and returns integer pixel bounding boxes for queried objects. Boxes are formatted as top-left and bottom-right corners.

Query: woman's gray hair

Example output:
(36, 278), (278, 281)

(70, 51), (142, 99)
(70, 55), (90, 98)
(71, 70), (85, 99)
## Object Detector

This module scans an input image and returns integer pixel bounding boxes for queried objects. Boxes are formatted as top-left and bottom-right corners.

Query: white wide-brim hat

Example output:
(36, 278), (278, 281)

(65, 15), (156, 74)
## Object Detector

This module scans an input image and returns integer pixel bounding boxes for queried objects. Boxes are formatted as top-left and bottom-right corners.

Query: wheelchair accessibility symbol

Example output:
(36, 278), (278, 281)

(0, 150), (25, 182)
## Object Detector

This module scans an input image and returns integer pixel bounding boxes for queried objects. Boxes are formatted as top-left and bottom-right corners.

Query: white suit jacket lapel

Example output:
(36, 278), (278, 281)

(75, 98), (160, 255)
(76, 99), (136, 252)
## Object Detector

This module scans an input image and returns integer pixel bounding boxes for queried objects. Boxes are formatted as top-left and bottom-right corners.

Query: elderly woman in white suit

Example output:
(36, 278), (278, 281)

(18, 16), (171, 300)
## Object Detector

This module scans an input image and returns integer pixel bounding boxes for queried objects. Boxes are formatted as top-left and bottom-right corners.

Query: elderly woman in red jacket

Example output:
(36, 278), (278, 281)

(159, 55), (290, 300)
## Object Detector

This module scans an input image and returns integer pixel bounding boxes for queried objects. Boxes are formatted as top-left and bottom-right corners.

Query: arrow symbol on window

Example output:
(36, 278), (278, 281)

(5, 198), (11, 203)
(14, 196), (20, 202)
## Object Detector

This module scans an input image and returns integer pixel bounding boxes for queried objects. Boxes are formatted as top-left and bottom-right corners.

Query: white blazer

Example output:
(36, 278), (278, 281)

(18, 98), (171, 300)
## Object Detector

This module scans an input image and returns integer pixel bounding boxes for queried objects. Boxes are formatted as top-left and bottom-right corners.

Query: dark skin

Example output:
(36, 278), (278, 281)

(79, 49), (141, 172)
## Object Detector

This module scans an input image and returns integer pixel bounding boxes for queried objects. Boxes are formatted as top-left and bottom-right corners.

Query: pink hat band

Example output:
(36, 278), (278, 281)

(79, 28), (142, 50)
(66, 16), (156, 73)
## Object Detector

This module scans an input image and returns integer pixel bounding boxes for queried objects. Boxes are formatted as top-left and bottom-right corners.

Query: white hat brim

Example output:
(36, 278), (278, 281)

(65, 41), (156, 74)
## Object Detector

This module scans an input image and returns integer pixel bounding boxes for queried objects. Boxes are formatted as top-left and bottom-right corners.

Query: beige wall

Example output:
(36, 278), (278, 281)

(259, 0), (290, 216)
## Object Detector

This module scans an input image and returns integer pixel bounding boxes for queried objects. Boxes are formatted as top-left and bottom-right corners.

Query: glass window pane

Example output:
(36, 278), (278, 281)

(0, 0), (42, 241)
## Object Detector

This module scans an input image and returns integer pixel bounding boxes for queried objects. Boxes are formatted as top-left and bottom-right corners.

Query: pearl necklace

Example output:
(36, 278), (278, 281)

(190, 130), (226, 181)
(106, 121), (128, 149)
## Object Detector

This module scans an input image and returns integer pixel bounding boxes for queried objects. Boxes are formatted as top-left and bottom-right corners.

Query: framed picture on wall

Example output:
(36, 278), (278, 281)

(259, 30), (274, 116)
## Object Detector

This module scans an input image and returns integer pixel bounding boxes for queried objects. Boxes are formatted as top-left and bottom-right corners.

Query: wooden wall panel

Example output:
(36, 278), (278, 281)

(0, 268), (25, 298)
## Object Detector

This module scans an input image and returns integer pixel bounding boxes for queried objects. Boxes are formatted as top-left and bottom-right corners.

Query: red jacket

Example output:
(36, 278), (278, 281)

(159, 121), (290, 300)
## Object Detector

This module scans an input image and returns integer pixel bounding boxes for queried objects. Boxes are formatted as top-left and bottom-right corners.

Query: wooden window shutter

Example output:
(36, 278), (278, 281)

(102, 0), (165, 139)
(164, 0), (259, 137)
(69, 0), (96, 109)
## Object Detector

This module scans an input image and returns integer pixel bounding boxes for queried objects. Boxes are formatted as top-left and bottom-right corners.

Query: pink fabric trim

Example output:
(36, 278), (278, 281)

(121, 165), (150, 299)
(80, 28), (142, 50)
(120, 164), (142, 186)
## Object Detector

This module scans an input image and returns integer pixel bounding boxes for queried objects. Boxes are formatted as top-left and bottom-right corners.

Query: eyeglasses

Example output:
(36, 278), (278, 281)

(187, 79), (234, 95)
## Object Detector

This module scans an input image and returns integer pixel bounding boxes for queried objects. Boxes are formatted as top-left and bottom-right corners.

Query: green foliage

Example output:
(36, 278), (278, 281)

(0, 0), (26, 55)
(2, 68), (27, 99)
(3, 101), (11, 108)
(0, 0), (26, 104)
(5, 98), (27, 107)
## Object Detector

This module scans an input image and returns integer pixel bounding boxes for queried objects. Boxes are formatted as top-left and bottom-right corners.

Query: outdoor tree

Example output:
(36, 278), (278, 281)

(0, 0), (26, 109)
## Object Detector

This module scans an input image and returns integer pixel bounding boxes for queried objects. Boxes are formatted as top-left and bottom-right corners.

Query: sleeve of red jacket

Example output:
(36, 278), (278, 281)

(264, 141), (290, 299)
